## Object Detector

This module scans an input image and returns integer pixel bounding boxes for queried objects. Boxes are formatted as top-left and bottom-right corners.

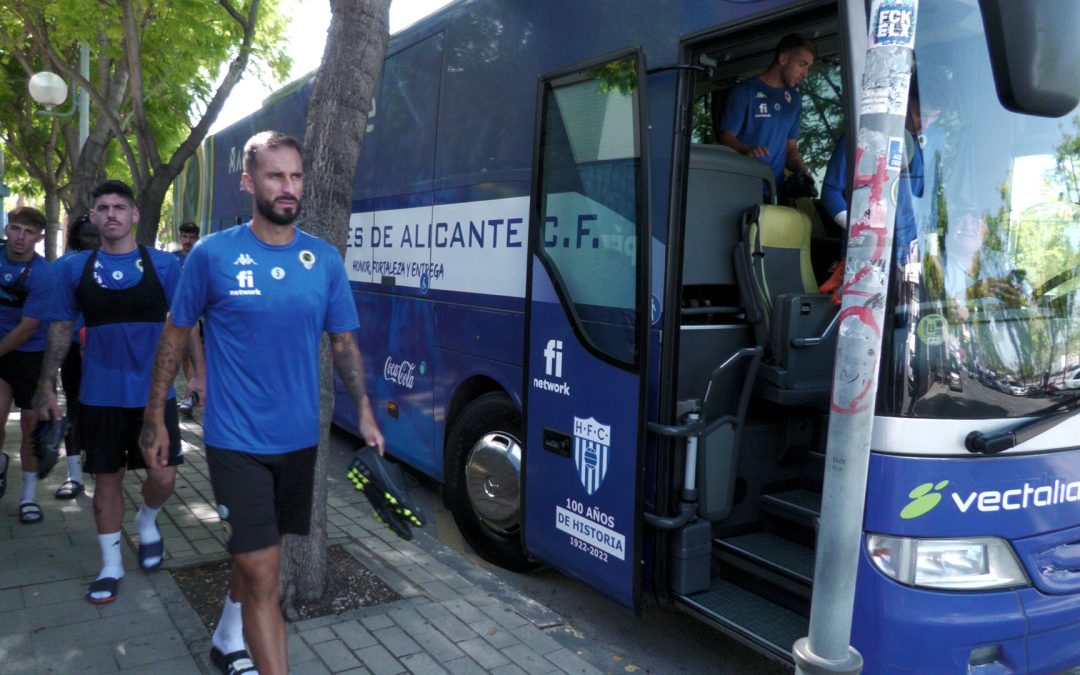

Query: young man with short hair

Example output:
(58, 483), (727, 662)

(174, 222), (200, 269)
(173, 223), (205, 417)
(34, 180), (183, 604)
(141, 131), (383, 675)
(0, 207), (56, 524)
(719, 33), (816, 196)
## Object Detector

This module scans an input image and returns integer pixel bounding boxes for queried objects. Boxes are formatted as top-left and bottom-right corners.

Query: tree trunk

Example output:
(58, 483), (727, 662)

(279, 0), (390, 608)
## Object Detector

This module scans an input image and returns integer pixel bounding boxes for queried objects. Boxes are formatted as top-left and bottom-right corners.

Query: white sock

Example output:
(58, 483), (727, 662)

(66, 456), (83, 484)
(92, 532), (125, 601)
(20, 472), (37, 504)
(136, 504), (162, 544)
(212, 594), (246, 653)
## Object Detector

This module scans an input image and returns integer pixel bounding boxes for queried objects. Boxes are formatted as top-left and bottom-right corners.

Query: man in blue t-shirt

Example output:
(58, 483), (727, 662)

(0, 207), (55, 525)
(141, 131), (383, 675)
(720, 33), (815, 197)
(34, 180), (183, 605)
(174, 222), (200, 270)
(172, 223), (205, 418)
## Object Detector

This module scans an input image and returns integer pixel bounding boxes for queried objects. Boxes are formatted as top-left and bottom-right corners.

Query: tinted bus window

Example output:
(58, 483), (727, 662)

(537, 57), (642, 365)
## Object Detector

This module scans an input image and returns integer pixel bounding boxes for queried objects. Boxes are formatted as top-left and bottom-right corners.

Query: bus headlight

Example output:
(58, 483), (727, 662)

(866, 535), (1029, 590)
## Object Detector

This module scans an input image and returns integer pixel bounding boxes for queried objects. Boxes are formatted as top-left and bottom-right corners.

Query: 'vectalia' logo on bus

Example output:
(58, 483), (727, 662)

(901, 477), (1080, 519)
(573, 416), (610, 496)
(900, 480), (950, 519)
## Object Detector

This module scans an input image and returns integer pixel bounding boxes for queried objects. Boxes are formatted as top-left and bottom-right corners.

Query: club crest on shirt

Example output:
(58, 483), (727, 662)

(135, 259), (143, 271)
(785, 91), (792, 103)
(299, 250), (316, 270)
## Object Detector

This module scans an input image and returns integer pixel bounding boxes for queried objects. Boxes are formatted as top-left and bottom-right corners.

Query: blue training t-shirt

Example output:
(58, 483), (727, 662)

(0, 249), (55, 352)
(720, 76), (802, 185)
(170, 223), (360, 454)
(49, 247), (180, 407)
(820, 132), (925, 264)
(174, 250), (188, 270)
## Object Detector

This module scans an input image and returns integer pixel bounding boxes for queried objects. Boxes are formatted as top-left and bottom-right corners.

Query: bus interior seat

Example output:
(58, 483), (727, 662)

(733, 203), (837, 406)
(681, 144), (775, 323)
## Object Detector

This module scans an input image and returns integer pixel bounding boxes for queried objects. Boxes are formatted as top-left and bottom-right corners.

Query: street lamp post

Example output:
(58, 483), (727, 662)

(28, 42), (90, 151)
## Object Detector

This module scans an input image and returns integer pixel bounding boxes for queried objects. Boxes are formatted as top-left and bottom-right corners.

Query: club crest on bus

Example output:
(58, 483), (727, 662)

(573, 416), (610, 496)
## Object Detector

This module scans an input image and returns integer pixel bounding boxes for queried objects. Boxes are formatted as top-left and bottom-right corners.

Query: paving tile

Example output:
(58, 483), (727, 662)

(409, 628), (464, 662)
(0, 586), (25, 612)
(400, 651), (450, 675)
(428, 611), (476, 643)
(374, 625), (422, 657)
(457, 637), (511, 670)
(332, 619), (379, 650)
(490, 665), (530, 675)
(481, 603), (530, 630)
(287, 631), (320, 664)
(355, 644), (405, 674)
(312, 638), (362, 672)
(501, 643), (554, 672)
(301, 625), (339, 645)
(441, 656), (489, 675)
(112, 628), (189, 669)
(360, 613), (395, 631)
(510, 621), (565, 657)
(442, 597), (487, 624)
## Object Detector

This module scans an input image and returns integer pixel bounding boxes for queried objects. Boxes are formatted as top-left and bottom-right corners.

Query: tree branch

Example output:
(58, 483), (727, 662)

(16, 6), (143, 190)
(118, 0), (157, 181)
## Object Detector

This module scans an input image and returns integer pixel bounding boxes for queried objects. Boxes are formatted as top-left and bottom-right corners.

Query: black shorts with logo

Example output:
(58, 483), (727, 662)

(81, 399), (183, 474)
(206, 445), (317, 555)
(0, 349), (44, 410)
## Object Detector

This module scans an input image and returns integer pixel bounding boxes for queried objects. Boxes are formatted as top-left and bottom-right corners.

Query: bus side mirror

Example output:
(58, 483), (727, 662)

(978, 0), (1080, 118)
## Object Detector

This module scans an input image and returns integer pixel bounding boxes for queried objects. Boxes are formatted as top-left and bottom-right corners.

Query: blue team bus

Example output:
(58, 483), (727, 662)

(174, 0), (1080, 671)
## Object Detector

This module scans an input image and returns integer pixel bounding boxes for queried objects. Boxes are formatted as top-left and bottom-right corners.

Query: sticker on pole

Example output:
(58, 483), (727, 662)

(871, 1), (917, 48)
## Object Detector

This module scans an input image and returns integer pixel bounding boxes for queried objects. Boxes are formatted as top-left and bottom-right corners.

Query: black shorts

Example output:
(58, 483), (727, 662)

(81, 399), (183, 474)
(206, 445), (317, 555)
(0, 349), (44, 410)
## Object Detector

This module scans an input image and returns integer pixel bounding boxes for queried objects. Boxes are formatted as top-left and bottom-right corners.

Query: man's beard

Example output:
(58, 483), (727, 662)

(255, 194), (301, 226)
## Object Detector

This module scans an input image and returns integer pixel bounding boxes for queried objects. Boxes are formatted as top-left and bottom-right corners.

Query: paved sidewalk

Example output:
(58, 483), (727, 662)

(0, 406), (603, 674)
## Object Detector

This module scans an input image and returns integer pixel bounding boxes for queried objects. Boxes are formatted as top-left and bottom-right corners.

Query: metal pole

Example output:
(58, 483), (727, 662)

(793, 1), (919, 673)
(78, 42), (90, 151)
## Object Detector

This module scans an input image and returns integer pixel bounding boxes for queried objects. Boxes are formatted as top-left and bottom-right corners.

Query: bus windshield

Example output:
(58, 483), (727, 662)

(881, 0), (1080, 420)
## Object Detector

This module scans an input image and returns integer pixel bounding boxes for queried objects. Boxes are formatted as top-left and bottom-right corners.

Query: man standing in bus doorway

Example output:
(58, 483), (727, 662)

(34, 180), (183, 604)
(0, 207), (55, 525)
(173, 223), (205, 419)
(719, 33), (816, 200)
(139, 130), (384, 675)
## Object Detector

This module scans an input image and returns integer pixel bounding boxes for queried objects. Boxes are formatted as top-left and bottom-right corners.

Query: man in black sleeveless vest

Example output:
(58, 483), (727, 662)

(0, 207), (55, 524)
(34, 181), (183, 604)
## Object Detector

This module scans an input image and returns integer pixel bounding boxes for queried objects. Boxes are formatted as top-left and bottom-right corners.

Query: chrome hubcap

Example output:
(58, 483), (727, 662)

(464, 431), (522, 535)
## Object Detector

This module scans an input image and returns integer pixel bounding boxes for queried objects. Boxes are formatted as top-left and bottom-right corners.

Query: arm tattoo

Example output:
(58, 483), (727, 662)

(139, 420), (159, 453)
(146, 322), (192, 415)
(329, 331), (368, 403)
(38, 320), (75, 388)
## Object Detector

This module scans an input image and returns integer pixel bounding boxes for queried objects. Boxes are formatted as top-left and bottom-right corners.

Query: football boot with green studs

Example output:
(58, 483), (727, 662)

(347, 446), (425, 540)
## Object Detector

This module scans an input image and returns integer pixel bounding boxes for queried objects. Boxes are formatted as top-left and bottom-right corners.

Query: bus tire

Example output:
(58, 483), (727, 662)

(444, 392), (538, 572)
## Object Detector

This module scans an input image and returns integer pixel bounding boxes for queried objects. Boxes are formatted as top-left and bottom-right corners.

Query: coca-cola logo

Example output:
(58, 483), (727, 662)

(384, 356), (417, 389)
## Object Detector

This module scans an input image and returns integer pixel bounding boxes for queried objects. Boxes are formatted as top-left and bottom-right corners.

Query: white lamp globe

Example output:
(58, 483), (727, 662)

(28, 71), (69, 109)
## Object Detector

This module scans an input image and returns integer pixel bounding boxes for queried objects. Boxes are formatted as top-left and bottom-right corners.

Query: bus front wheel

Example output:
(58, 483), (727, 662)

(445, 392), (537, 572)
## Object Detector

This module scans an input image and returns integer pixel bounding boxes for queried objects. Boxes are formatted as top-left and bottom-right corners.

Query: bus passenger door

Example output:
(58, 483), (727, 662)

(522, 52), (649, 610)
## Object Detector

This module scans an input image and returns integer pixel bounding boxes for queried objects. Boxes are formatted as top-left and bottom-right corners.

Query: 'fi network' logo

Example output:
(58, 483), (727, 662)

(900, 480), (950, 519)
(544, 339), (563, 378)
